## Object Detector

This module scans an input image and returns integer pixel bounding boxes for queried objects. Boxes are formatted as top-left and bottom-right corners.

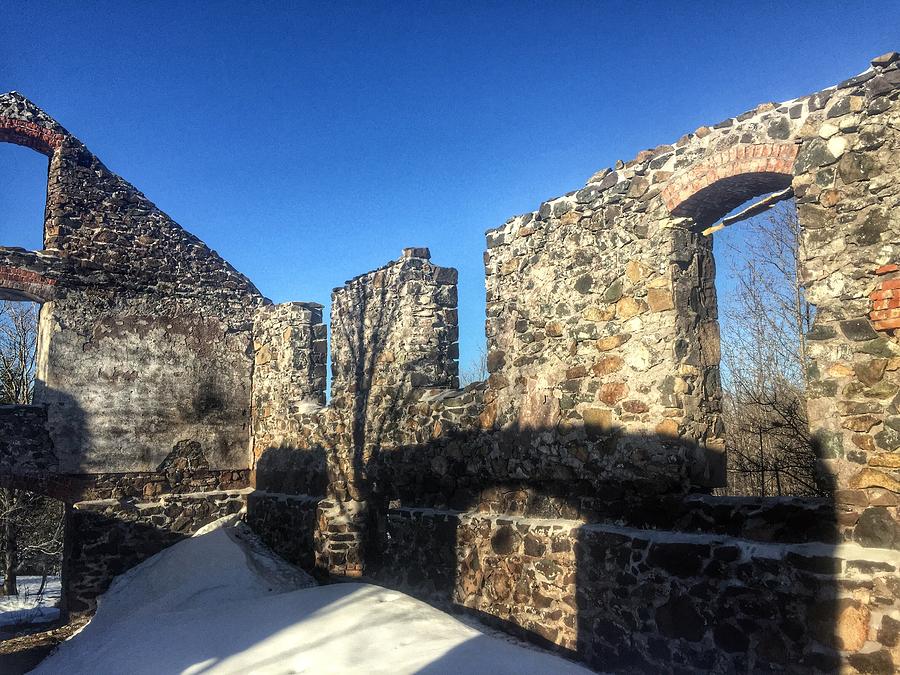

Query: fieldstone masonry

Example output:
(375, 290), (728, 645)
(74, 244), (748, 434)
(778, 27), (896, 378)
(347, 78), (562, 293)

(2, 53), (900, 671)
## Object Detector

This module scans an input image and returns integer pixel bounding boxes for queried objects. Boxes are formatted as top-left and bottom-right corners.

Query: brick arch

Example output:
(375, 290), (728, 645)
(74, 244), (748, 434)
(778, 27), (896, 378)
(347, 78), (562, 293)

(661, 142), (799, 228)
(0, 265), (56, 303)
(0, 116), (65, 157)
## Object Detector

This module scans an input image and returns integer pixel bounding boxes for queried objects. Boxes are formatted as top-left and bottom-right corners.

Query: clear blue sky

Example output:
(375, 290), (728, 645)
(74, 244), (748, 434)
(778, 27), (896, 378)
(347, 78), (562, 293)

(1, 1), (897, 373)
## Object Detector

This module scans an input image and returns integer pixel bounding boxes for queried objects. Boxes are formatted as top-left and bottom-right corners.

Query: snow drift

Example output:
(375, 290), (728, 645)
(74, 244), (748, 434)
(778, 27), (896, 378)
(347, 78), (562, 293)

(35, 518), (592, 674)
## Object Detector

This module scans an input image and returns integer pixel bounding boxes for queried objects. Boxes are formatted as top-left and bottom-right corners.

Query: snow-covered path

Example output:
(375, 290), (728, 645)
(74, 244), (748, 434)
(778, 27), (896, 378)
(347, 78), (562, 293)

(35, 520), (593, 674)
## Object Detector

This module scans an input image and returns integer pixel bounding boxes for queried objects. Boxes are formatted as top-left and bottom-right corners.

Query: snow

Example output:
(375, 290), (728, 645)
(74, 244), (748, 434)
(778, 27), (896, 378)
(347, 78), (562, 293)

(0, 575), (61, 628)
(35, 517), (594, 674)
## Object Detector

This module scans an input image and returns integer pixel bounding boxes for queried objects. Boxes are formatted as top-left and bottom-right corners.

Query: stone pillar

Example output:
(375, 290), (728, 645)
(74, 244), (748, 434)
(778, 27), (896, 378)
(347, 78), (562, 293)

(251, 302), (327, 463)
(321, 248), (459, 576)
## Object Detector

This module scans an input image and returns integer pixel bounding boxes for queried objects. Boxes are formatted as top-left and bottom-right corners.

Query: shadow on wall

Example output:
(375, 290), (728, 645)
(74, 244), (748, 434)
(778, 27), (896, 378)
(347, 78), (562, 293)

(249, 423), (883, 674)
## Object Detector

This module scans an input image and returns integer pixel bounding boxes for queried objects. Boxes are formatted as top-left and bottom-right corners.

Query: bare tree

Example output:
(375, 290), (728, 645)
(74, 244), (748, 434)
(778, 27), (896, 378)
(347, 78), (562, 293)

(0, 300), (38, 406)
(459, 344), (488, 387)
(0, 300), (64, 596)
(717, 201), (823, 497)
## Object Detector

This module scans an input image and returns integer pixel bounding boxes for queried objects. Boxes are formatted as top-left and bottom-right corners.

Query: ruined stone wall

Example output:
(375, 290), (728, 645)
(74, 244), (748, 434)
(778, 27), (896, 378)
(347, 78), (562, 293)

(3, 52), (900, 672)
(379, 505), (897, 674)
(248, 54), (900, 672)
(0, 91), (271, 610)
(251, 302), (327, 455)
(64, 488), (248, 613)
(1, 91), (264, 475)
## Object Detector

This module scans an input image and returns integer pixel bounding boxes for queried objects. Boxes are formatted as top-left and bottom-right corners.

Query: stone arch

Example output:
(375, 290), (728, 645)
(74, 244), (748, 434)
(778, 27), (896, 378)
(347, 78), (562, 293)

(0, 116), (65, 157)
(0, 265), (56, 303)
(661, 142), (799, 228)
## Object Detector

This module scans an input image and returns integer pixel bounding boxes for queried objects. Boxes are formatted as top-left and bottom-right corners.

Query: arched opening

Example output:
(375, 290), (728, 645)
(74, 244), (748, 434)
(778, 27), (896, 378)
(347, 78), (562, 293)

(665, 149), (820, 496)
(0, 135), (63, 632)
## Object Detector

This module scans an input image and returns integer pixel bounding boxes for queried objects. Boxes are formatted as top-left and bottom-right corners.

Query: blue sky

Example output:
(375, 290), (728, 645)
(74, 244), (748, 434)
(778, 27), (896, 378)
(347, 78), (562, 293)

(1, 1), (897, 374)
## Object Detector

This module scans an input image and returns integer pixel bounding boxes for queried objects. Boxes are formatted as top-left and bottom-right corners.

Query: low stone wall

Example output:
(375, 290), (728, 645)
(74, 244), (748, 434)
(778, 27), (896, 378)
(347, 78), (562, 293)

(64, 488), (249, 613)
(245, 491), (320, 571)
(374, 505), (900, 674)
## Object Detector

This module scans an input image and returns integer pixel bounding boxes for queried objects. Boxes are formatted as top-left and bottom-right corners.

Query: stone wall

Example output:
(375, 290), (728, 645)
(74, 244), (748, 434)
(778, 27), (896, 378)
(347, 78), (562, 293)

(1, 90), (264, 475)
(247, 53), (900, 672)
(252, 302), (327, 456)
(1, 92), (267, 613)
(0, 404), (56, 484)
(3, 52), (900, 673)
(379, 506), (898, 673)
(64, 488), (248, 613)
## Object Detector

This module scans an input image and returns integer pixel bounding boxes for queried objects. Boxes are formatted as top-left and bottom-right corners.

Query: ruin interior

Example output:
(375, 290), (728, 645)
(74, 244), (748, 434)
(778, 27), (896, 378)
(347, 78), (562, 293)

(1, 52), (899, 672)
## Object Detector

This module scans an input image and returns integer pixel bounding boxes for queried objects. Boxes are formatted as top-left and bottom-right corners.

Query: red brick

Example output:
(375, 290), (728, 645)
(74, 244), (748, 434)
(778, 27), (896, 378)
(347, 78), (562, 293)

(870, 308), (900, 321)
(876, 264), (899, 275)
(874, 318), (900, 330)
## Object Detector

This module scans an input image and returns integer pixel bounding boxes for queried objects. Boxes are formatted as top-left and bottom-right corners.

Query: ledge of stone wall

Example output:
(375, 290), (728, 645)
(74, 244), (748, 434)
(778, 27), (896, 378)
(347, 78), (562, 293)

(376, 506), (900, 673)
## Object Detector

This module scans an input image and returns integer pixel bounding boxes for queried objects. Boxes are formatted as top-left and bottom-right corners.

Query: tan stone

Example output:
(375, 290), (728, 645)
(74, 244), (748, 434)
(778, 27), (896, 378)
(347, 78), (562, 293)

(254, 344), (272, 366)
(827, 363), (855, 378)
(616, 296), (644, 319)
(655, 419), (679, 437)
(592, 355), (624, 375)
(582, 305), (615, 322)
(582, 408), (613, 433)
(868, 487), (899, 506)
(870, 453), (900, 469)
(545, 321), (564, 337)
(479, 403), (497, 430)
(599, 381), (628, 405)
(819, 189), (841, 207)
(834, 488), (869, 507)
(834, 601), (870, 652)
(596, 334), (630, 351)
(849, 468), (900, 492)
(560, 211), (581, 227)
(647, 287), (674, 312)
(501, 258), (519, 276)
(841, 414), (881, 433)
(625, 260), (646, 283)
(851, 434), (877, 453)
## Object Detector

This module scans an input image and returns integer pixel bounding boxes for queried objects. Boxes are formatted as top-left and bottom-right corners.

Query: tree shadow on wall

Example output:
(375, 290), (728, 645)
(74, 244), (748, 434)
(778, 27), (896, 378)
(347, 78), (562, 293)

(257, 410), (900, 674)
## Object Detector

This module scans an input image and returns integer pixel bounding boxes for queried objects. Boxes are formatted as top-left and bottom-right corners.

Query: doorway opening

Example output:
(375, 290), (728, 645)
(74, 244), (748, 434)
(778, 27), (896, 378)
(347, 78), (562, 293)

(711, 196), (820, 496)
(0, 299), (64, 630)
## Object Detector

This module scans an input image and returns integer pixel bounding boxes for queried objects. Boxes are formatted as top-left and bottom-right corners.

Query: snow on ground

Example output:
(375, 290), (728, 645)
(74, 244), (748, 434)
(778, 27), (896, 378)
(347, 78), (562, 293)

(35, 518), (593, 674)
(0, 576), (61, 629)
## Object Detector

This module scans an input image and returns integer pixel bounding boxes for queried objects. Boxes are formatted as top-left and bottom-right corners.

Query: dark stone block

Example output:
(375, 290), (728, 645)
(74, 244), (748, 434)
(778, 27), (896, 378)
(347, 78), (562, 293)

(848, 649), (895, 674)
(839, 319), (878, 342)
(490, 525), (518, 554)
(878, 614), (900, 647)
(655, 593), (706, 642)
(855, 507), (900, 548)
